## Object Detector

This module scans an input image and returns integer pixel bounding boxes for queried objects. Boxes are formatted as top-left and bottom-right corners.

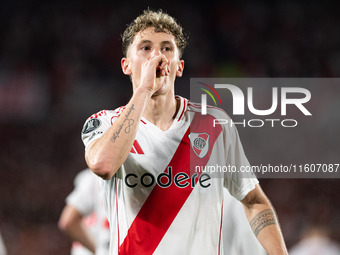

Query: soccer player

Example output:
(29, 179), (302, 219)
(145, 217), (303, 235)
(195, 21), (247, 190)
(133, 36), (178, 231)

(81, 9), (288, 254)
(58, 169), (110, 255)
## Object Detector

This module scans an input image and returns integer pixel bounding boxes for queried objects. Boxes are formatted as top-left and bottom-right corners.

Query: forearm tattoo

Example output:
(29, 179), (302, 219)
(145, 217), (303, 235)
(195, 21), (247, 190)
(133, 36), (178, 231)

(111, 104), (135, 143)
(250, 209), (277, 237)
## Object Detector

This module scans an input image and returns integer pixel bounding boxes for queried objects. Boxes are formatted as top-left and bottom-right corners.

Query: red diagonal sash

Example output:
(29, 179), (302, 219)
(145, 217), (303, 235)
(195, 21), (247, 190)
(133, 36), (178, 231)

(119, 113), (222, 254)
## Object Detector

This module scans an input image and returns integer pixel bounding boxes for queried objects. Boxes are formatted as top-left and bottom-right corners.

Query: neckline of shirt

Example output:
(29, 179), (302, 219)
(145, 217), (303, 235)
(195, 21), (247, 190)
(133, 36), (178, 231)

(140, 95), (188, 133)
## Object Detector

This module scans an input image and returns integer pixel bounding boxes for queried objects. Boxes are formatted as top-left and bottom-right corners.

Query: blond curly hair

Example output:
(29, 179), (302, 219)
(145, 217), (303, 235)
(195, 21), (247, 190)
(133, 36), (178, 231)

(122, 9), (188, 58)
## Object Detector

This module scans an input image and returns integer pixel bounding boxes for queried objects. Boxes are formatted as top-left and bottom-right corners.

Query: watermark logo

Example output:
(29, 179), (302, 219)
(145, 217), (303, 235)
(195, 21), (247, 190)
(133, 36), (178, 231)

(201, 84), (311, 116)
(197, 82), (222, 114)
(193, 79), (312, 128)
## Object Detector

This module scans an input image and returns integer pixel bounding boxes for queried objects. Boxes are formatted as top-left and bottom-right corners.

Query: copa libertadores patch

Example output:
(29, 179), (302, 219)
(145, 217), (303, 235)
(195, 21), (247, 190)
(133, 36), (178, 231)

(82, 118), (101, 134)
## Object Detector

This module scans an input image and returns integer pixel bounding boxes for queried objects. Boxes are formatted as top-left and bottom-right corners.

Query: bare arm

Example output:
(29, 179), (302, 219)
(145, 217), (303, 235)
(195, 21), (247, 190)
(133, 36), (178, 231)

(85, 88), (151, 180)
(58, 204), (96, 253)
(241, 184), (288, 255)
(85, 54), (170, 180)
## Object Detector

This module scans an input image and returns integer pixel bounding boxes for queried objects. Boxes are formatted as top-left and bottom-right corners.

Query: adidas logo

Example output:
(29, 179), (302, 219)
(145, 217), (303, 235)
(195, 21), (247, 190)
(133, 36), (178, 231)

(130, 140), (144, 154)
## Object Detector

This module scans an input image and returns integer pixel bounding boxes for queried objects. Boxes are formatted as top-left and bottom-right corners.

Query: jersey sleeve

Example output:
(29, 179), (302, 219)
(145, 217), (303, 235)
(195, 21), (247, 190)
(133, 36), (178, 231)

(81, 109), (119, 149)
(66, 169), (97, 216)
(222, 118), (259, 201)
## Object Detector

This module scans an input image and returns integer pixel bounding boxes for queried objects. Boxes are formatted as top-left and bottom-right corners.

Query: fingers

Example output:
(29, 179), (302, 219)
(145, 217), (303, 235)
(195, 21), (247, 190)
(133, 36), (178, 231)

(159, 55), (170, 76)
(148, 54), (170, 76)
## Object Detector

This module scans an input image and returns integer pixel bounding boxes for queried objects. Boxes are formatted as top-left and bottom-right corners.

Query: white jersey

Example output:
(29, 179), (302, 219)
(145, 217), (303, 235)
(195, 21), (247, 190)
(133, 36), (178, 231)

(223, 189), (267, 255)
(289, 235), (340, 255)
(82, 96), (258, 255)
(66, 169), (110, 255)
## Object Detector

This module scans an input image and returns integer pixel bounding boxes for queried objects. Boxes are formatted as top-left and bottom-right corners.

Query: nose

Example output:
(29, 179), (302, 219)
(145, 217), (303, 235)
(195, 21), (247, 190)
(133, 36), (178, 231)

(151, 47), (161, 57)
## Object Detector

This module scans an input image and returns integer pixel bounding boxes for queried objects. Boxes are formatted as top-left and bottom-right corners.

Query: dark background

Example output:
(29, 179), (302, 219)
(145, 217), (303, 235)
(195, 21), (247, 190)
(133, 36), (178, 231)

(0, 0), (339, 254)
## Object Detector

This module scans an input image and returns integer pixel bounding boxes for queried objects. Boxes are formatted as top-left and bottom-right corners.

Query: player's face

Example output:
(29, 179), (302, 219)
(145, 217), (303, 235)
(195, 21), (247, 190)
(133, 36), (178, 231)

(122, 27), (184, 96)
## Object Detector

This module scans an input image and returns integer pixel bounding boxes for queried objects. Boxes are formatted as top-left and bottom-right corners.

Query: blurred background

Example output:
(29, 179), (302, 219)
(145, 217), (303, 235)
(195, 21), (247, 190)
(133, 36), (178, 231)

(0, 0), (339, 254)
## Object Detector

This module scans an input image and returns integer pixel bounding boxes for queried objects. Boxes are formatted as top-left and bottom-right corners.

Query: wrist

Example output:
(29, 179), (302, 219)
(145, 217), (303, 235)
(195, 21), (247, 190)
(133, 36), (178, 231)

(133, 86), (153, 99)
